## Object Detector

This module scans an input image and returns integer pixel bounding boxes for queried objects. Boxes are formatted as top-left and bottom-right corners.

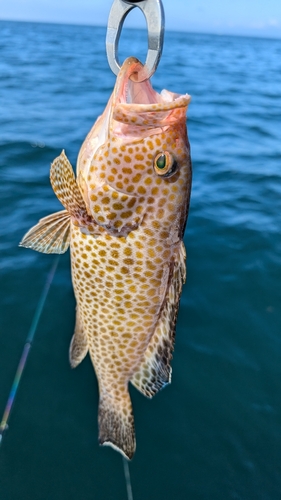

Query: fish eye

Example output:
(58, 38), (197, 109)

(153, 151), (177, 177)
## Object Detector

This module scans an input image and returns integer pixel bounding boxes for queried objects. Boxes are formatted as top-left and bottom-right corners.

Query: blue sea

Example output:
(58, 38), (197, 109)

(0, 20), (281, 499)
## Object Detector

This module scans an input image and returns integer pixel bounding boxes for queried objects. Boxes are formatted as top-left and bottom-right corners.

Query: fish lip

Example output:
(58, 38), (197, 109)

(114, 57), (143, 101)
(113, 57), (191, 114)
(114, 57), (159, 107)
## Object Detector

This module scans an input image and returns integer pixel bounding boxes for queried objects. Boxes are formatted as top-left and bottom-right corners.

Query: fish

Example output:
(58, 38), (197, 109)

(20, 57), (192, 460)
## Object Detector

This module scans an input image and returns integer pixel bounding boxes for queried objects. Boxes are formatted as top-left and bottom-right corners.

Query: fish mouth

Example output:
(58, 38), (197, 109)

(114, 57), (161, 107)
(112, 57), (191, 130)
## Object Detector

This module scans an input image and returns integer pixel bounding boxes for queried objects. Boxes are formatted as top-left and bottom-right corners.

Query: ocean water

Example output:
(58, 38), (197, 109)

(0, 20), (281, 500)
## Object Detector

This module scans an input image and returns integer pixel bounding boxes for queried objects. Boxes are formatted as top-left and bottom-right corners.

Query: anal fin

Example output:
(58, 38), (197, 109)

(130, 241), (186, 398)
(69, 307), (88, 368)
(19, 209), (70, 254)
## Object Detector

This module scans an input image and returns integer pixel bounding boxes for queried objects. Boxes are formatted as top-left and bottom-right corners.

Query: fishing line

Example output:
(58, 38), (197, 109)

(0, 256), (60, 446)
(123, 456), (134, 500)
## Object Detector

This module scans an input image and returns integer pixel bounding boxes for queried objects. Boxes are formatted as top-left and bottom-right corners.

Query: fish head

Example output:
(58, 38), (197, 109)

(77, 57), (191, 237)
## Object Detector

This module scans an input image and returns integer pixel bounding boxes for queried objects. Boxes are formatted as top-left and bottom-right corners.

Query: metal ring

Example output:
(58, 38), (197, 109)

(106, 0), (165, 81)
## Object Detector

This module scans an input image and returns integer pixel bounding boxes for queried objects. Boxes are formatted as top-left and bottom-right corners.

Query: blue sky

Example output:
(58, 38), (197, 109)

(0, 0), (281, 38)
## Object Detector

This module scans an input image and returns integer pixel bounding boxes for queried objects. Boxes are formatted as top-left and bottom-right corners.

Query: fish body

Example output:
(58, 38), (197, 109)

(21, 57), (192, 459)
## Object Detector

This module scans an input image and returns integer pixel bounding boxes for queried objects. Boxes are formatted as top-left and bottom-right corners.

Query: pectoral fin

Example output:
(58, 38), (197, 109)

(130, 241), (186, 398)
(50, 150), (101, 233)
(50, 150), (88, 220)
(69, 307), (88, 368)
(20, 151), (102, 254)
(20, 210), (70, 254)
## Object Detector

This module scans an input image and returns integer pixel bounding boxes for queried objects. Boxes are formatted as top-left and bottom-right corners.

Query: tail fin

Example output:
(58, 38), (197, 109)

(98, 389), (136, 460)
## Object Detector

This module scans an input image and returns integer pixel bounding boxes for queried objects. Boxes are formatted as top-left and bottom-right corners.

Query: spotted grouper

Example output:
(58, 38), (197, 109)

(20, 57), (192, 459)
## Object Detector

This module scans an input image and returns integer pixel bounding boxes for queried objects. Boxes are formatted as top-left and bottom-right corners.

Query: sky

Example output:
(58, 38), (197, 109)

(0, 0), (281, 39)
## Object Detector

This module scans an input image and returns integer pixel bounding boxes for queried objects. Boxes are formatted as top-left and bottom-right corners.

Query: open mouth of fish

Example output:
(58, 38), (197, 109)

(115, 57), (165, 107)
(112, 57), (189, 133)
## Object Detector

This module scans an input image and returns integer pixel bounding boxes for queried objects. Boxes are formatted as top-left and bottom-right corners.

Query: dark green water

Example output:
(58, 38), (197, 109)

(0, 21), (281, 499)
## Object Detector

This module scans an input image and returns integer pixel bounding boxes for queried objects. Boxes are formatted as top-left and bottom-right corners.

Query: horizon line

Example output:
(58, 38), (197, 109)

(1, 17), (281, 42)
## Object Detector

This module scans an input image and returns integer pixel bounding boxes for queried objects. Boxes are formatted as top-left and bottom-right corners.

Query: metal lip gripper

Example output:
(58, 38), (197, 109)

(106, 0), (165, 82)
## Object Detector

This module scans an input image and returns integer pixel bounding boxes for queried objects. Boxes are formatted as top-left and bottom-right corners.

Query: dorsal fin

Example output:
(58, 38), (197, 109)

(20, 210), (70, 254)
(130, 241), (186, 398)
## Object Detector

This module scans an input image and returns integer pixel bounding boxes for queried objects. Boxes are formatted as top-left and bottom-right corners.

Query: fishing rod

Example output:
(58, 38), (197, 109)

(0, 256), (60, 445)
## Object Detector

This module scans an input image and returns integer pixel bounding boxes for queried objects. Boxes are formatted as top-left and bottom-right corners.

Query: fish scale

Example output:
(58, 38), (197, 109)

(20, 57), (192, 459)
